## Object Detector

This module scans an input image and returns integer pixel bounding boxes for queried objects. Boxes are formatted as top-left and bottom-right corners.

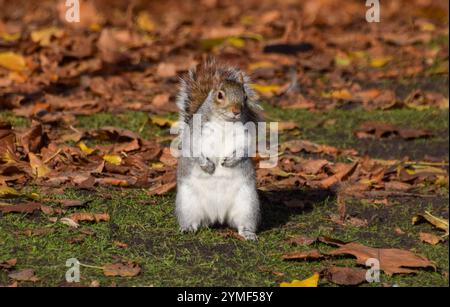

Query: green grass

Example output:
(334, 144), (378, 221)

(0, 106), (449, 287)
(0, 186), (448, 287)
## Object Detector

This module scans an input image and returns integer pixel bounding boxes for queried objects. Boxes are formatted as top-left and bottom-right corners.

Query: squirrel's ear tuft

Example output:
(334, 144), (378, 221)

(238, 72), (245, 84)
(188, 67), (196, 81)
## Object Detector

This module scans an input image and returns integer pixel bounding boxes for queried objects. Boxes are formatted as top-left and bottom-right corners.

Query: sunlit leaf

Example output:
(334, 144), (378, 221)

(136, 12), (156, 32)
(0, 52), (27, 71)
(280, 273), (319, 287)
(103, 154), (122, 165)
(78, 142), (96, 155)
(31, 27), (64, 46)
(29, 153), (52, 178)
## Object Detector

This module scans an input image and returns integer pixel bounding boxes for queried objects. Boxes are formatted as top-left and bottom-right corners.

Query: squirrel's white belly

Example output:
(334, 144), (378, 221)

(189, 165), (245, 224)
(183, 120), (251, 225)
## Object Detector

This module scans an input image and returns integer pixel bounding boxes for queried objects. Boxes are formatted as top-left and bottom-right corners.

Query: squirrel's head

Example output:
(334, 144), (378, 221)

(212, 79), (246, 121)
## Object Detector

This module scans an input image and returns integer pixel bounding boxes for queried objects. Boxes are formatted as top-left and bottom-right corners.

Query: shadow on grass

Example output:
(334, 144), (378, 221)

(259, 187), (336, 231)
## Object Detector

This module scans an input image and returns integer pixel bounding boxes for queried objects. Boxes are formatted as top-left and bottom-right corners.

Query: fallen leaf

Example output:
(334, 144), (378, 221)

(0, 185), (20, 197)
(30, 27), (64, 46)
(413, 211), (449, 235)
(419, 232), (444, 245)
(8, 269), (39, 282)
(278, 122), (299, 131)
(0, 52), (27, 71)
(370, 56), (392, 68)
(286, 236), (316, 246)
(282, 249), (325, 261)
(0, 258), (17, 269)
(29, 153), (52, 177)
(67, 212), (110, 223)
(280, 272), (319, 287)
(136, 11), (156, 32)
(354, 122), (433, 140)
(323, 266), (367, 286)
(103, 262), (141, 277)
(326, 242), (436, 275)
(149, 115), (176, 127)
(15, 228), (54, 237)
(147, 181), (176, 196)
(113, 241), (129, 248)
(78, 142), (96, 155)
(0, 202), (42, 214)
(59, 217), (80, 228)
(251, 84), (280, 97)
(156, 62), (177, 78)
(103, 154), (122, 165)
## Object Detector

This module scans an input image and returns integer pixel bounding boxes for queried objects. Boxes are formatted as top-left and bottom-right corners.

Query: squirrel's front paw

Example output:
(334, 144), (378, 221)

(200, 157), (215, 174)
(221, 156), (240, 168)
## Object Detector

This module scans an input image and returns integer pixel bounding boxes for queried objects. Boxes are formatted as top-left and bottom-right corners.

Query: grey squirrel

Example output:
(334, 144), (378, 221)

(175, 60), (261, 240)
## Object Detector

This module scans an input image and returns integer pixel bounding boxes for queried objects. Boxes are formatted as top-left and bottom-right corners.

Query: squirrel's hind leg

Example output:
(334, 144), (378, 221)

(229, 185), (260, 241)
(176, 183), (204, 233)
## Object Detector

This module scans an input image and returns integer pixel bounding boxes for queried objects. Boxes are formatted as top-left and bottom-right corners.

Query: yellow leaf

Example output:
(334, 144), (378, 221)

(31, 27), (63, 46)
(323, 89), (353, 100)
(335, 53), (351, 66)
(251, 84), (280, 95)
(103, 154), (122, 165)
(420, 22), (435, 32)
(0, 32), (21, 42)
(151, 162), (165, 169)
(89, 23), (102, 32)
(136, 12), (156, 32)
(149, 115), (176, 127)
(227, 37), (245, 48)
(78, 142), (96, 155)
(0, 52), (27, 71)
(370, 56), (392, 68)
(413, 211), (449, 236)
(240, 15), (254, 25)
(248, 61), (275, 71)
(29, 153), (52, 178)
(0, 185), (20, 198)
(280, 273), (319, 287)
(435, 175), (448, 187)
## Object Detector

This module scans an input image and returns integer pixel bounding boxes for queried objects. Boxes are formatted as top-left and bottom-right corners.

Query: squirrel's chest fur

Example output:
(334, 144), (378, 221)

(177, 118), (255, 225)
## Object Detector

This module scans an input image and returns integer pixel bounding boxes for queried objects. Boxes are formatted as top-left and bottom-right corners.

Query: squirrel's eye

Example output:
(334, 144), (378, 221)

(217, 90), (225, 101)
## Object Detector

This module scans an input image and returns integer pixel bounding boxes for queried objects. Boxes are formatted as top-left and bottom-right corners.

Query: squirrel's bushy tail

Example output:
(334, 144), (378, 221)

(176, 59), (261, 124)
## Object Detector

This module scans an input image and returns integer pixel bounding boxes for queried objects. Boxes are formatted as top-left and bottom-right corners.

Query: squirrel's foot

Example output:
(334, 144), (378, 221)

(199, 157), (215, 174)
(238, 227), (258, 241)
(180, 224), (199, 233)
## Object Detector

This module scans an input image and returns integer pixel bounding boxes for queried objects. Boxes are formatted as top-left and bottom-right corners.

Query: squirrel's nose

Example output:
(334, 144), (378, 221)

(231, 105), (241, 115)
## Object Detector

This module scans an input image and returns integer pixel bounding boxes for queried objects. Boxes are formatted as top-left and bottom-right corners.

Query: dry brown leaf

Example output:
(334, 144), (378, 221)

(0, 258), (17, 269)
(326, 242), (436, 275)
(0, 202), (42, 214)
(67, 212), (110, 223)
(103, 262), (141, 277)
(286, 236), (317, 246)
(8, 269), (39, 282)
(323, 266), (367, 286)
(147, 181), (176, 196)
(354, 122), (433, 140)
(419, 232), (444, 245)
(282, 249), (325, 261)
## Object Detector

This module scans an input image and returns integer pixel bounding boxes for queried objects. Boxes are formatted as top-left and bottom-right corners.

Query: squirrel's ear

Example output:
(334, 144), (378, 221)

(188, 67), (196, 80)
(238, 72), (245, 84)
